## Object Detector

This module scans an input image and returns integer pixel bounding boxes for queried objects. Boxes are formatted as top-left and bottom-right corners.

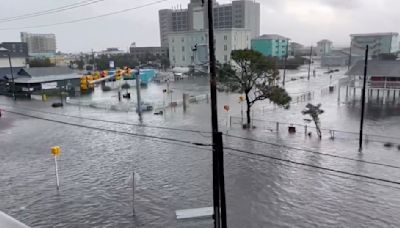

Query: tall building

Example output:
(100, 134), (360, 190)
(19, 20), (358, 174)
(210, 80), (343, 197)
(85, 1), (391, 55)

(20, 32), (56, 58)
(316, 39), (333, 56)
(350, 33), (399, 57)
(251, 34), (289, 59)
(168, 28), (251, 67)
(159, 0), (260, 47)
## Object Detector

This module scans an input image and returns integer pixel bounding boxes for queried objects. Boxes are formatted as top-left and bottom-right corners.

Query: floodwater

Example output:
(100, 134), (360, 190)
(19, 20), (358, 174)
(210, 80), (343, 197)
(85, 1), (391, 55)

(1, 63), (400, 227)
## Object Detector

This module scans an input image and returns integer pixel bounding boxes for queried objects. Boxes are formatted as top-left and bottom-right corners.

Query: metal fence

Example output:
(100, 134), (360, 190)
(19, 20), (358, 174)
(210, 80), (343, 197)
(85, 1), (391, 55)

(229, 116), (400, 145)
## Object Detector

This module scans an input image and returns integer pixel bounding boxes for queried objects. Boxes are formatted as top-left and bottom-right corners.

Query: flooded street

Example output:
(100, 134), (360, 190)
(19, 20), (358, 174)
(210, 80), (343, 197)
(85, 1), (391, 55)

(1, 65), (400, 227)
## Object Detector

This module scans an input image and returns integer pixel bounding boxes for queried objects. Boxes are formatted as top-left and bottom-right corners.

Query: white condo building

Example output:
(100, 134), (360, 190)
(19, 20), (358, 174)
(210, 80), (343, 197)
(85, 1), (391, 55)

(168, 28), (251, 67)
(161, 0), (258, 67)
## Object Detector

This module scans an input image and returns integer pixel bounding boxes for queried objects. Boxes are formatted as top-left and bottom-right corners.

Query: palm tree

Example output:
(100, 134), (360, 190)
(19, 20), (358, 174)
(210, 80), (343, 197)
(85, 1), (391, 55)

(302, 103), (324, 139)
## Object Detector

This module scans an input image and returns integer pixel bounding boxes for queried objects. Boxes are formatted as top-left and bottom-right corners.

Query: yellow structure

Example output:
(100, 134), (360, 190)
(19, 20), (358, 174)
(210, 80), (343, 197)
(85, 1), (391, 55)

(51, 146), (61, 156)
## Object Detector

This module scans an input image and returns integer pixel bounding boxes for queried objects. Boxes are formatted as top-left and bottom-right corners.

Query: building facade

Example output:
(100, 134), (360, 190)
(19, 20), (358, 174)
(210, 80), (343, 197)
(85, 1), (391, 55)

(99, 48), (126, 56)
(168, 28), (251, 67)
(0, 42), (28, 68)
(350, 33), (399, 57)
(159, 0), (260, 47)
(20, 32), (56, 58)
(289, 42), (304, 56)
(251, 34), (289, 59)
(130, 46), (168, 59)
(316, 39), (333, 56)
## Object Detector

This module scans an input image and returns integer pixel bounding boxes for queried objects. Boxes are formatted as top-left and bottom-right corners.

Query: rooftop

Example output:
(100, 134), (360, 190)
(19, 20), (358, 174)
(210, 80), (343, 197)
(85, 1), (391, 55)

(346, 60), (400, 76)
(254, 34), (289, 40)
(350, 32), (399, 37)
(0, 66), (80, 83)
(317, 39), (332, 44)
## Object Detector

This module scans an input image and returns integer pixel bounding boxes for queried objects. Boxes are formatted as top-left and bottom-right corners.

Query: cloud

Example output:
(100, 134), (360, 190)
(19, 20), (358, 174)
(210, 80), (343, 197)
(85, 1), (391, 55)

(321, 0), (360, 9)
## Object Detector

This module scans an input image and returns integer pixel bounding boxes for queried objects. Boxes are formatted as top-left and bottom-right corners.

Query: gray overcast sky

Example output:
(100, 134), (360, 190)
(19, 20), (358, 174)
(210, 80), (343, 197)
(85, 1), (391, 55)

(0, 0), (398, 53)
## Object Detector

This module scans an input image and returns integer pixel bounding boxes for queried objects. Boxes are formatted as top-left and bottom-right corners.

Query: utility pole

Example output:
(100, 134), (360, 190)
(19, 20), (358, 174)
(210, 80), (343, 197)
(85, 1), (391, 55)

(359, 45), (369, 151)
(307, 46), (313, 80)
(282, 39), (289, 87)
(135, 68), (142, 118)
(1, 48), (16, 100)
(348, 39), (353, 70)
(206, 0), (226, 227)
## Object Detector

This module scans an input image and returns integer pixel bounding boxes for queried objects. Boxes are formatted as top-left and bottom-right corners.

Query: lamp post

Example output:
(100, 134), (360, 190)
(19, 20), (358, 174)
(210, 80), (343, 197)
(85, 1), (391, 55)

(0, 47), (15, 100)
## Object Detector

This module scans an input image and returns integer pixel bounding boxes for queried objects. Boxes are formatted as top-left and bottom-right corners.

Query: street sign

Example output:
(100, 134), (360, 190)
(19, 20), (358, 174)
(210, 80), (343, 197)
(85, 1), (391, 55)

(51, 146), (61, 156)
(109, 61), (115, 69)
(41, 82), (58, 90)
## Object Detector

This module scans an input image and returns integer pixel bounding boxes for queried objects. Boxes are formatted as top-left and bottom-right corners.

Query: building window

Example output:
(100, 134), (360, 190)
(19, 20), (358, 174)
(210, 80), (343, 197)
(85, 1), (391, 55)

(182, 55), (186, 61)
(172, 46), (175, 52)
(224, 35), (228, 41)
(201, 36), (204, 41)
(181, 37), (184, 42)
(172, 38), (174, 43)
(224, 55), (228, 62)
(182, 46), (185, 52)
(173, 56), (176, 62)
(224, 45), (227, 51)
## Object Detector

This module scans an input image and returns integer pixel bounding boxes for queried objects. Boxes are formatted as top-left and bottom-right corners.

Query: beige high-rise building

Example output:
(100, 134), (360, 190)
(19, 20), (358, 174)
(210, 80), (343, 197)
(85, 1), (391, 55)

(20, 32), (56, 58)
(159, 0), (260, 48)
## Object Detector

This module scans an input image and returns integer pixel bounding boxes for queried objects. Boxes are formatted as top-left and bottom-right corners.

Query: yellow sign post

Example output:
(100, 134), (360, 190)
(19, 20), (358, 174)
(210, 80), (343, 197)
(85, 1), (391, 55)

(51, 146), (61, 190)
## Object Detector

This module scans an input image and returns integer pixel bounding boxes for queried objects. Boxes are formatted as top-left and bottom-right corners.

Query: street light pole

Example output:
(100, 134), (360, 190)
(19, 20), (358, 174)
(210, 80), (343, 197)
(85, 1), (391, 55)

(1, 48), (16, 100)
(7, 52), (16, 100)
(282, 38), (289, 87)
(307, 46), (313, 80)
(359, 45), (369, 151)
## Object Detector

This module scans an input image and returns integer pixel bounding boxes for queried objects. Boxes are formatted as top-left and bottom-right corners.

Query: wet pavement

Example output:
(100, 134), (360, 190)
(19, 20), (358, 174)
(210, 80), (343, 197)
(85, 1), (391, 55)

(1, 65), (400, 227)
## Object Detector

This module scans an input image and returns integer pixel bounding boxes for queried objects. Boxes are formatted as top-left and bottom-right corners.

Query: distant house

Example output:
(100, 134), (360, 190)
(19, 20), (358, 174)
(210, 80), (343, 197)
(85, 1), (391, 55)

(316, 39), (333, 56)
(289, 42), (304, 56)
(321, 49), (363, 67)
(251, 34), (289, 59)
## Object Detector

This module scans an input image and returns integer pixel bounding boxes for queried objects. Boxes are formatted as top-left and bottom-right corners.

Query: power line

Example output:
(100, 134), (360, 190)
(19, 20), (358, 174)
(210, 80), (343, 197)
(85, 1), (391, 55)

(4, 109), (400, 189)
(3, 104), (399, 170)
(226, 151), (400, 191)
(0, 0), (170, 30)
(4, 109), (212, 147)
(224, 146), (400, 186)
(0, 104), (211, 135)
(0, 0), (107, 23)
(224, 133), (400, 170)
